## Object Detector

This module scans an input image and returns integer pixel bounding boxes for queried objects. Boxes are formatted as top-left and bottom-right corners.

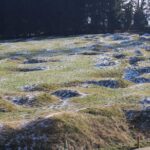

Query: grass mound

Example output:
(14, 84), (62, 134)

(0, 98), (17, 112)
(2, 107), (136, 150)
(35, 83), (60, 91)
(35, 93), (59, 106)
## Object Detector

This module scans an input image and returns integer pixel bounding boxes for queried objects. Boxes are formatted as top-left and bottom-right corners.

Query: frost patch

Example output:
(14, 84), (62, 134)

(95, 55), (119, 68)
(140, 97), (150, 111)
(5, 95), (36, 106)
(21, 84), (39, 92)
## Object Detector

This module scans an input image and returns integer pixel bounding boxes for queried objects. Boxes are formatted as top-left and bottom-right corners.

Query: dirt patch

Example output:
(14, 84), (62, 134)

(143, 46), (150, 52)
(129, 57), (144, 65)
(9, 56), (23, 61)
(24, 58), (60, 64)
(113, 53), (126, 59)
(124, 67), (150, 83)
(133, 77), (150, 84)
(125, 109), (150, 136)
(52, 90), (81, 100)
(5, 95), (36, 106)
(17, 66), (49, 72)
(79, 51), (100, 55)
(24, 58), (47, 64)
(84, 80), (120, 88)
(134, 50), (143, 56)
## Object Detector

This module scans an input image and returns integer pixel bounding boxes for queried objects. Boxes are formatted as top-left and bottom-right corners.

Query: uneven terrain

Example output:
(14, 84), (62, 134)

(0, 33), (150, 149)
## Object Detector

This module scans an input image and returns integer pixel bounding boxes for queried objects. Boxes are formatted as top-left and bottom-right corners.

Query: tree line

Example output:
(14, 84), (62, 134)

(0, 0), (150, 39)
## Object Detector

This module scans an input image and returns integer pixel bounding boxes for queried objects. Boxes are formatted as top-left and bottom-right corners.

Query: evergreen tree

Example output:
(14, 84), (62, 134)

(106, 0), (123, 32)
(133, 0), (148, 29)
(0, 0), (149, 39)
(122, 0), (134, 30)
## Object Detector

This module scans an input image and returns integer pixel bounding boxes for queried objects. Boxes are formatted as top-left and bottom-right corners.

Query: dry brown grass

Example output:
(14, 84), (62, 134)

(0, 98), (18, 112)
(0, 106), (136, 150)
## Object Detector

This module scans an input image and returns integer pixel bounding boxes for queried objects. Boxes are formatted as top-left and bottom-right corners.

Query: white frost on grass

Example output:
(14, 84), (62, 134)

(95, 55), (119, 69)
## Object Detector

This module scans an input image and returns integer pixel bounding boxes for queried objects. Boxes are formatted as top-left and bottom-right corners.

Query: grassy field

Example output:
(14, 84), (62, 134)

(0, 33), (150, 149)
